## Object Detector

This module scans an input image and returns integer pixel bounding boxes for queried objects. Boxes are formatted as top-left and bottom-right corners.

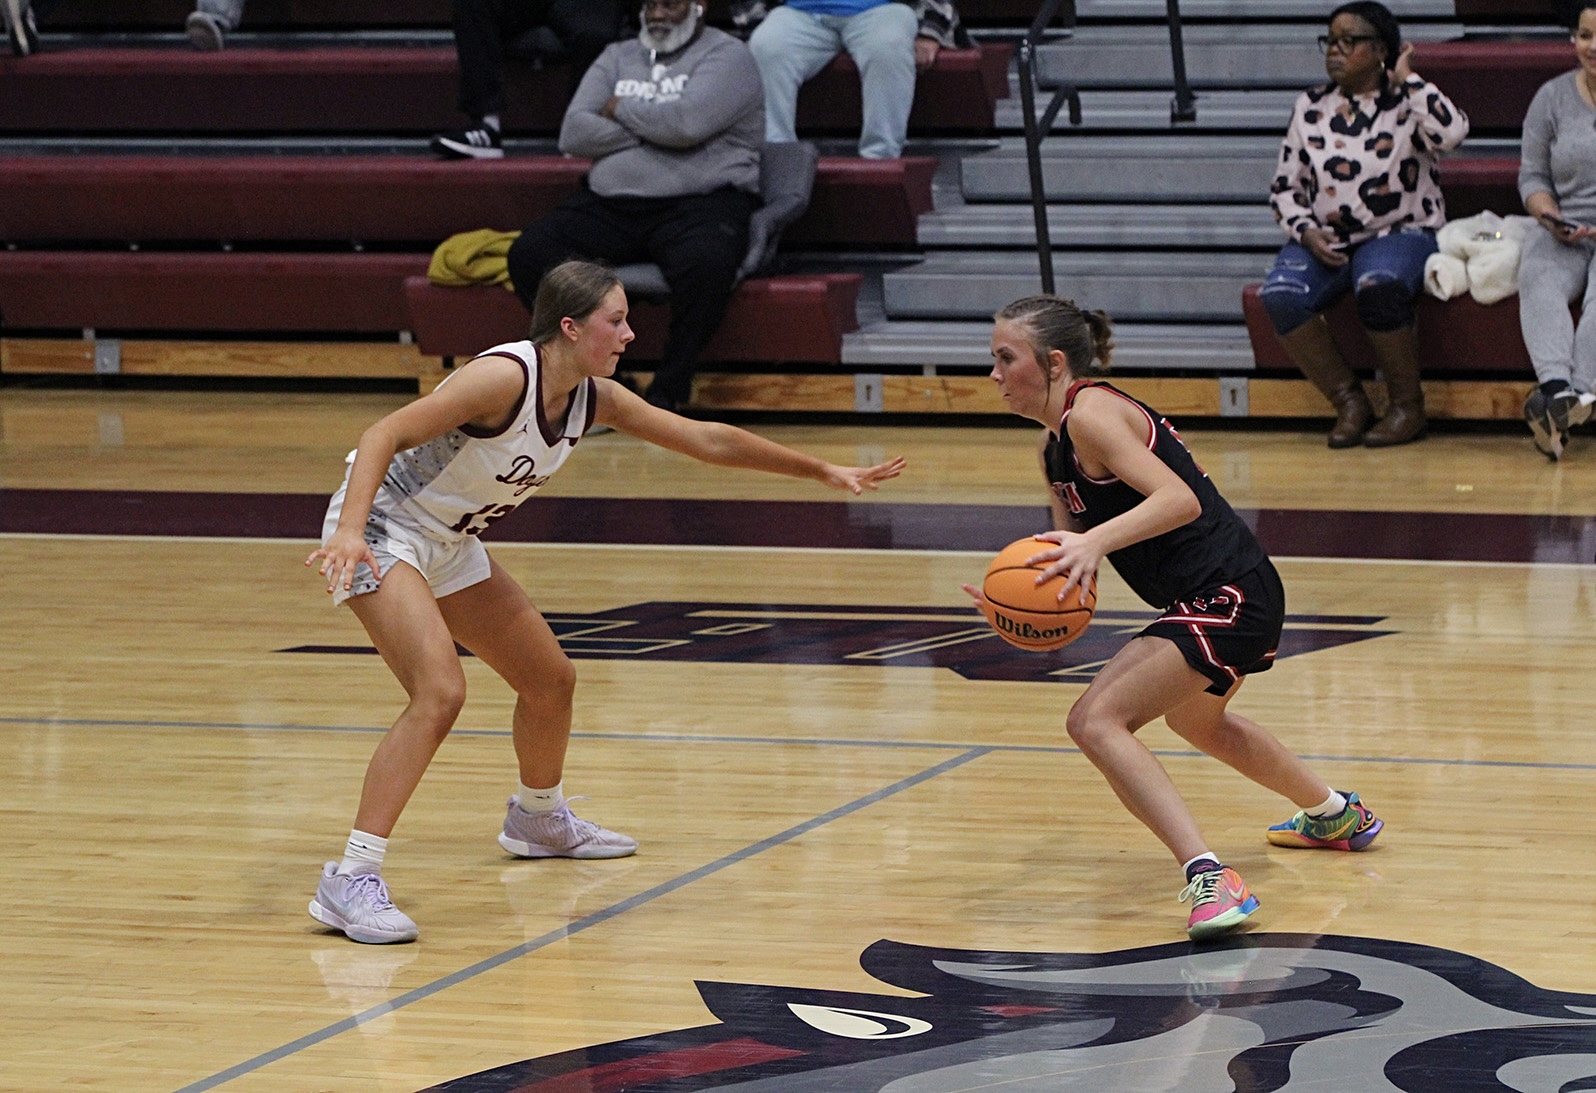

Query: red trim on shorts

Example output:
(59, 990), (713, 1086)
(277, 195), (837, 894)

(1160, 583), (1245, 681)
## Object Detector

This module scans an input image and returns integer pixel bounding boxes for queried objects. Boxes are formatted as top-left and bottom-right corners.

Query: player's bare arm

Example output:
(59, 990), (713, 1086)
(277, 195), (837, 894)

(592, 376), (906, 493)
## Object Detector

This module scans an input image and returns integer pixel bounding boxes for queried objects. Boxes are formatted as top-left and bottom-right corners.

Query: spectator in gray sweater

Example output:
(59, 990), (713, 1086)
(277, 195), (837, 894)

(1516, 1), (1596, 460)
(506, 0), (763, 411)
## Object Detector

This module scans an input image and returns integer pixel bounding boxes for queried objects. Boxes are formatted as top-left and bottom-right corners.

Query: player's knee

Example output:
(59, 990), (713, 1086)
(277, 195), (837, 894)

(519, 653), (576, 707)
(1065, 702), (1115, 752)
(1353, 277), (1415, 332)
(412, 677), (467, 740)
(545, 654), (577, 702)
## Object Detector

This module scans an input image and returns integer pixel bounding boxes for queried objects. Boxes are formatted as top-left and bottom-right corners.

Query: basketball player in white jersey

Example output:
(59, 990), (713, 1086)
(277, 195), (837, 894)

(305, 259), (905, 943)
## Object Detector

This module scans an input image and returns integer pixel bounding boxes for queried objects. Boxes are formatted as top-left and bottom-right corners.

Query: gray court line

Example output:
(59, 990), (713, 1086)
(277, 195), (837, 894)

(5, 714), (1596, 773)
(169, 746), (994, 1093)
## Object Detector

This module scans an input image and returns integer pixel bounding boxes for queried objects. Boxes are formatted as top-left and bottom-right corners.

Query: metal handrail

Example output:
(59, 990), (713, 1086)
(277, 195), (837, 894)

(1015, 0), (1197, 293)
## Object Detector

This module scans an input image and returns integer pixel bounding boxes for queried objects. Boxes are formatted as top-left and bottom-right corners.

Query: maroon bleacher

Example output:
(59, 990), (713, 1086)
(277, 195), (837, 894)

(0, 44), (1010, 137)
(1439, 156), (1522, 220)
(39, 0), (451, 28)
(1453, 0), (1561, 18)
(39, 0), (1044, 33)
(1241, 284), (1534, 377)
(1414, 39), (1573, 133)
(0, 154), (934, 247)
(0, 250), (862, 366)
(403, 274), (863, 364)
(0, 251), (424, 333)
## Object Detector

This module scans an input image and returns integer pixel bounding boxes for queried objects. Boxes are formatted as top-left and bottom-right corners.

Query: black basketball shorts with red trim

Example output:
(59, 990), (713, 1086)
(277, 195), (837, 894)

(1140, 560), (1285, 696)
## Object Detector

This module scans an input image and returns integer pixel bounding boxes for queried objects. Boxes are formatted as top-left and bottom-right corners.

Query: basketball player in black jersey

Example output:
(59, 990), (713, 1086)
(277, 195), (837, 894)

(964, 294), (1383, 940)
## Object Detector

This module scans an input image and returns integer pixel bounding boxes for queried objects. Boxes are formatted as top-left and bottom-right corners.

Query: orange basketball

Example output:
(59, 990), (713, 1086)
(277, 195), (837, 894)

(979, 537), (1097, 651)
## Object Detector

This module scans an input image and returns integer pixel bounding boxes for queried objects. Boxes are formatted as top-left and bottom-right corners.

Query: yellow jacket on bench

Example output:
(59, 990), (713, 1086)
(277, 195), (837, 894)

(428, 229), (521, 290)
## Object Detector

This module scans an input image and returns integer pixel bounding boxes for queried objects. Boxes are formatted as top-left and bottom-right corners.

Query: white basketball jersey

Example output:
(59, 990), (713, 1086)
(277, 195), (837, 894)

(360, 340), (595, 540)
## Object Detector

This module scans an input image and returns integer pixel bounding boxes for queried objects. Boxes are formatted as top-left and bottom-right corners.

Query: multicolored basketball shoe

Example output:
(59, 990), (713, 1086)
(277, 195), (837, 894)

(1267, 791), (1383, 850)
(1178, 866), (1260, 941)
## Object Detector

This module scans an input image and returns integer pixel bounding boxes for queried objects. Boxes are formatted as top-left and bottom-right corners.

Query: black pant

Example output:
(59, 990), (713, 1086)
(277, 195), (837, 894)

(453, 0), (626, 119)
(506, 185), (758, 404)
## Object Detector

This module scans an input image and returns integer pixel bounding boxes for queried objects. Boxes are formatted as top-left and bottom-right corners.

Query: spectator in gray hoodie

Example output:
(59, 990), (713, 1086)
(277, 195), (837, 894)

(506, 0), (764, 411)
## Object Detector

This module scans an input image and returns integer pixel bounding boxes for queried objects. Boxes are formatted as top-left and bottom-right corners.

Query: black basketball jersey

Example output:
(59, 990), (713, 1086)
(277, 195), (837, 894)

(1043, 380), (1267, 610)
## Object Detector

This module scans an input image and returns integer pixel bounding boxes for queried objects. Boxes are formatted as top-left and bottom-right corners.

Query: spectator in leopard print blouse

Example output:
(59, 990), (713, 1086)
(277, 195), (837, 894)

(1260, 1), (1469, 449)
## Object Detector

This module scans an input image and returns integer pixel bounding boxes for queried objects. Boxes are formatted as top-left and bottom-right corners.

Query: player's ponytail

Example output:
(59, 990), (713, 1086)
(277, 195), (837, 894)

(529, 260), (624, 346)
(1082, 308), (1116, 373)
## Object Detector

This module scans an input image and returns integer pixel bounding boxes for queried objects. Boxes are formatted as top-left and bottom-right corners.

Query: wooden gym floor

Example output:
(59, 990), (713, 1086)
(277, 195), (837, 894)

(2, 385), (1595, 1093)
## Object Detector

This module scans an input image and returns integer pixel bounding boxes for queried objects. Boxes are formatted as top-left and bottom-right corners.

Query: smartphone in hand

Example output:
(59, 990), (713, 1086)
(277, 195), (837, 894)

(1544, 213), (1585, 233)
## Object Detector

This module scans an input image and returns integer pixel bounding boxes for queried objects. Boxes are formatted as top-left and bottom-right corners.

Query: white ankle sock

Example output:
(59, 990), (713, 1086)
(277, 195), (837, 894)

(338, 829), (387, 875)
(1305, 790), (1348, 818)
(517, 782), (564, 814)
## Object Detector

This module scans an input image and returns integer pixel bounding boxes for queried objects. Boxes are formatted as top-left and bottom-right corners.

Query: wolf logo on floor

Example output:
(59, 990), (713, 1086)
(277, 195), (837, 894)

(423, 933), (1596, 1092)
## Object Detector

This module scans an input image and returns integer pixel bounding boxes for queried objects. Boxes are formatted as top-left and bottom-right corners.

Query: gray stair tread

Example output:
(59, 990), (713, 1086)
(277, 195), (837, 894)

(842, 320), (1255, 371)
(1032, 22), (1463, 90)
(916, 202), (1281, 248)
(995, 88), (1303, 133)
(887, 251), (1269, 276)
(1072, 0), (1453, 15)
(881, 252), (1264, 321)
(956, 134), (1518, 202)
(961, 135), (1285, 202)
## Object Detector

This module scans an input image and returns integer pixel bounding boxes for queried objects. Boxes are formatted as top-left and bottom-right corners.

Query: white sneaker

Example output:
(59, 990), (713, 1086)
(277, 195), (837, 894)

(498, 796), (638, 859)
(1572, 391), (1596, 428)
(185, 10), (226, 50)
(308, 863), (419, 944)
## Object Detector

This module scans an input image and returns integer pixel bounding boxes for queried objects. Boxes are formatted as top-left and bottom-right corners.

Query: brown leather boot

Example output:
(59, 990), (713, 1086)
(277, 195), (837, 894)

(1363, 326), (1427, 447)
(1326, 384), (1375, 448)
(1279, 317), (1372, 448)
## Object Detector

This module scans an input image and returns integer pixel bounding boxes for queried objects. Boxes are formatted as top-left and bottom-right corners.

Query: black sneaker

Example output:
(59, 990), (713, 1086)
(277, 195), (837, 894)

(3, 0), (39, 57)
(1524, 386), (1579, 461)
(430, 126), (504, 160)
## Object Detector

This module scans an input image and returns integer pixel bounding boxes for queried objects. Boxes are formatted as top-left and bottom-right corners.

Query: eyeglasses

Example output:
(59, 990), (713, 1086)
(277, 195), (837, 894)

(1318, 34), (1380, 53)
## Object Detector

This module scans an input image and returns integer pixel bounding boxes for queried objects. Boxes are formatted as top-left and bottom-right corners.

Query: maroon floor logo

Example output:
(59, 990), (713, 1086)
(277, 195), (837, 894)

(418, 934), (1596, 1092)
(286, 601), (1392, 684)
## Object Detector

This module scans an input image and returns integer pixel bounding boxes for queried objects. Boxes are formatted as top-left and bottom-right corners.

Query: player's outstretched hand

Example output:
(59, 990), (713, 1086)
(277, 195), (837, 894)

(824, 456), (907, 495)
(305, 527), (382, 595)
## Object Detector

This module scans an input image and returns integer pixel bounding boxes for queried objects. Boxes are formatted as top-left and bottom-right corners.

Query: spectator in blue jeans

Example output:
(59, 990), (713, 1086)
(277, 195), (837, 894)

(1261, 1), (1468, 448)
(736, 0), (964, 160)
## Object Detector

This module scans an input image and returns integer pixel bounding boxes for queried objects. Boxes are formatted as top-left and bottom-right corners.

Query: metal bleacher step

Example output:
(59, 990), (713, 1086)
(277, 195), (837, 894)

(958, 135), (1281, 203)
(38, 28), (454, 49)
(881, 251), (1269, 322)
(992, 86), (1303, 133)
(915, 201), (1280, 249)
(1069, 0), (1454, 16)
(841, 319), (1256, 372)
(1031, 21), (1464, 89)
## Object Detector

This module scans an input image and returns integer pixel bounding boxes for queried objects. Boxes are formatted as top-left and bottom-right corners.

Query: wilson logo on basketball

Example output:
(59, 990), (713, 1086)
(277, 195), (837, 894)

(992, 610), (1075, 643)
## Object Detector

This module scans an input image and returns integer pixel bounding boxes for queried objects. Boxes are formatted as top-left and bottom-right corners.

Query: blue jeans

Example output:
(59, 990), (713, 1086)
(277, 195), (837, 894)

(748, 2), (918, 159)
(1259, 229), (1437, 336)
